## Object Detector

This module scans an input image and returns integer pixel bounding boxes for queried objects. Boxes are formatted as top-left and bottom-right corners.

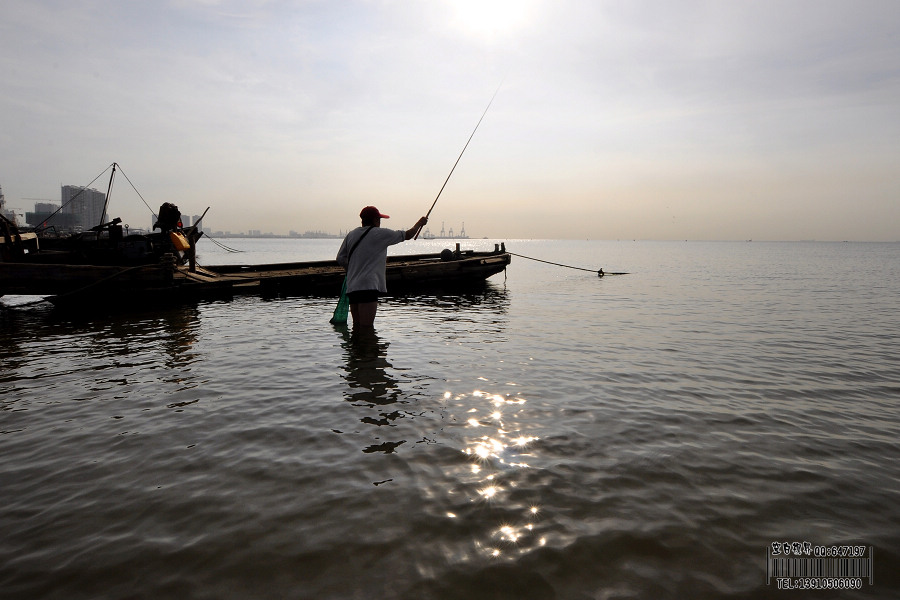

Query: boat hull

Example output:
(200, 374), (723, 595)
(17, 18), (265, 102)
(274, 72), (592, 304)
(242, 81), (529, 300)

(0, 262), (173, 296)
(1, 249), (511, 308)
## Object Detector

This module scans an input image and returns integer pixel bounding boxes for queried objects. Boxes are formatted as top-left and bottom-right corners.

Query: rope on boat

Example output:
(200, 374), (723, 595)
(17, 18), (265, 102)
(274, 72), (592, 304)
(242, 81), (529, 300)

(116, 164), (157, 216)
(34, 164), (114, 233)
(203, 235), (243, 253)
(117, 168), (234, 254)
(507, 252), (629, 277)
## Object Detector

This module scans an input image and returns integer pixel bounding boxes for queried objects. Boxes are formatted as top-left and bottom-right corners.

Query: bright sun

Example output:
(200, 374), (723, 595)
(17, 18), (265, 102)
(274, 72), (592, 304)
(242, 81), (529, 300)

(448, 0), (537, 40)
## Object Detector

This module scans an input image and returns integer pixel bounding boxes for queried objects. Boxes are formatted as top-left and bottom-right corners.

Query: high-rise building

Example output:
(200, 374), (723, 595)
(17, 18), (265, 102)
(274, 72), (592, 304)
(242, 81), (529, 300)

(26, 202), (61, 229)
(191, 215), (203, 233)
(61, 185), (107, 232)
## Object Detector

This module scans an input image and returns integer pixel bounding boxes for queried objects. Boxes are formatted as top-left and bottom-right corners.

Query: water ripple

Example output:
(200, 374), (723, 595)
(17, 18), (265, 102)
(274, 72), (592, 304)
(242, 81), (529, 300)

(2, 241), (898, 599)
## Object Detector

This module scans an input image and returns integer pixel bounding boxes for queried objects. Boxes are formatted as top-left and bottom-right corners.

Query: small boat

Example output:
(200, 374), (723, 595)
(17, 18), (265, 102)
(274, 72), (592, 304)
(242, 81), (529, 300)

(2, 163), (510, 309)
(3, 164), (205, 271)
(0, 243), (511, 308)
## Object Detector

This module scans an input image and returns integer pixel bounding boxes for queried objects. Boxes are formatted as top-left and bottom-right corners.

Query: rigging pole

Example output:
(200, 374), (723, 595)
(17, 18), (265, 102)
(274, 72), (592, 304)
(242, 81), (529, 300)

(99, 162), (117, 228)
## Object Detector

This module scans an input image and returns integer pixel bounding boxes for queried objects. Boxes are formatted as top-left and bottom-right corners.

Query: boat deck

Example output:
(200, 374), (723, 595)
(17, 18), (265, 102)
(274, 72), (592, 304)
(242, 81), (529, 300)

(181, 249), (511, 296)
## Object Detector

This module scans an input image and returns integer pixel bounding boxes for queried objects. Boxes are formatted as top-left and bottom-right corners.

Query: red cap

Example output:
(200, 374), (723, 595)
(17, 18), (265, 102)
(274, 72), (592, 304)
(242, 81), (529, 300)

(360, 206), (389, 220)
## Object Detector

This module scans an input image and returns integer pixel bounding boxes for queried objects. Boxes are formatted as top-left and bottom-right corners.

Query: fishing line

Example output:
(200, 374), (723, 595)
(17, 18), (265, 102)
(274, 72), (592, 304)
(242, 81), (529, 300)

(508, 252), (628, 277)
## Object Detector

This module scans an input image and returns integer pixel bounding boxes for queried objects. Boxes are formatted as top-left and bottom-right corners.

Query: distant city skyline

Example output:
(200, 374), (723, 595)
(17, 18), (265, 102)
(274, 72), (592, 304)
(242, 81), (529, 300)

(14, 189), (479, 239)
(2, 1), (899, 241)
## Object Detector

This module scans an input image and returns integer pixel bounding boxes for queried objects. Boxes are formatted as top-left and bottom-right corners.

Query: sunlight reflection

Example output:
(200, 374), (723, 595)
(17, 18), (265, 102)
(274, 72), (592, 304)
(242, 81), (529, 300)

(487, 506), (547, 551)
(499, 525), (519, 542)
(511, 435), (537, 447)
(478, 484), (499, 500)
(447, 388), (547, 559)
(459, 391), (538, 470)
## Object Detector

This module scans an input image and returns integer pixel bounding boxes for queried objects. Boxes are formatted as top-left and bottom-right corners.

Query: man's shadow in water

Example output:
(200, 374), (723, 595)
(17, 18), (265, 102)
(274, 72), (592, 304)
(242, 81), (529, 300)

(336, 325), (407, 455)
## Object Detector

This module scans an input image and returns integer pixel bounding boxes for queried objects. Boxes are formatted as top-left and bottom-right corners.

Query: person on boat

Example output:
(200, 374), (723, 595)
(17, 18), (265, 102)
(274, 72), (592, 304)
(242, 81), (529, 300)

(336, 206), (428, 328)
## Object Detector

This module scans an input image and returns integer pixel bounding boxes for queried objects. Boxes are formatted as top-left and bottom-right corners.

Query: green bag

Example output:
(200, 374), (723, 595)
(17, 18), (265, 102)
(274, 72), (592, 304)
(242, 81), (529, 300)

(329, 226), (374, 325)
(330, 277), (349, 324)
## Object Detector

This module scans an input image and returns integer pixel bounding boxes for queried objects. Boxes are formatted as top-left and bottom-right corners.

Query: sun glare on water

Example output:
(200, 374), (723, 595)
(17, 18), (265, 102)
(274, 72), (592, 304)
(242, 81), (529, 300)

(447, 0), (537, 40)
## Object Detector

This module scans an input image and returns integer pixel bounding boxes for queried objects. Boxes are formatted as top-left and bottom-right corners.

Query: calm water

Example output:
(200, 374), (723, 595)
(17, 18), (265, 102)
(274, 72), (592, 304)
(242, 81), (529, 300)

(2, 239), (899, 599)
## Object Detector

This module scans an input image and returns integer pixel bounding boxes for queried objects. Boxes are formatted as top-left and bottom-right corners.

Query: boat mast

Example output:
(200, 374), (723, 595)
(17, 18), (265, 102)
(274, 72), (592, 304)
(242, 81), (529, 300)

(99, 162), (117, 228)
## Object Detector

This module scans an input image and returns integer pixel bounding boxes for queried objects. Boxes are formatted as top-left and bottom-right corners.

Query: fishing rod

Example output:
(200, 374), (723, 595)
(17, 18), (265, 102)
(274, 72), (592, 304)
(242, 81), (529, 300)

(415, 82), (502, 240)
(507, 252), (629, 277)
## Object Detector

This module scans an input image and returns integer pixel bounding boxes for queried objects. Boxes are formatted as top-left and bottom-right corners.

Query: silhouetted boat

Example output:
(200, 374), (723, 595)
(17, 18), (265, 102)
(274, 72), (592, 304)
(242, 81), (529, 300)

(2, 164), (509, 310)
(0, 243), (511, 309)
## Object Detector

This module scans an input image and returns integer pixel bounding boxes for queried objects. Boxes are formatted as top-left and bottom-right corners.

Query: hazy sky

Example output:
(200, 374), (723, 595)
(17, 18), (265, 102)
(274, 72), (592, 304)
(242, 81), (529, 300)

(2, 0), (898, 240)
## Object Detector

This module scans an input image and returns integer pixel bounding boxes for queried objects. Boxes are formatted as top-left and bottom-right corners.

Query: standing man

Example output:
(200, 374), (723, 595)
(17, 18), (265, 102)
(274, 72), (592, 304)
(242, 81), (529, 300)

(336, 206), (428, 328)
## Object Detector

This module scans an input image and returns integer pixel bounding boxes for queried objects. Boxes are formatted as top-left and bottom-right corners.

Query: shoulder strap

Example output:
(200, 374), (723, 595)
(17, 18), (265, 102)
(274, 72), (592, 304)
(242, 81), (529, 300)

(347, 226), (374, 263)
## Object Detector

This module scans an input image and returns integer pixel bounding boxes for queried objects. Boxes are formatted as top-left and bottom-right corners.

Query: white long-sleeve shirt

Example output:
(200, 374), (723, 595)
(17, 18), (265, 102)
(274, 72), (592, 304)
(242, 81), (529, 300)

(336, 226), (406, 293)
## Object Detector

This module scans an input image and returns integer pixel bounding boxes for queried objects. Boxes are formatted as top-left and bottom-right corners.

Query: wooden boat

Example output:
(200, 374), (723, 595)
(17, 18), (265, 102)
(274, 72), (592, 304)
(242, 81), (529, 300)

(2, 163), (509, 309)
(0, 243), (511, 308)
(4, 164), (200, 267)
